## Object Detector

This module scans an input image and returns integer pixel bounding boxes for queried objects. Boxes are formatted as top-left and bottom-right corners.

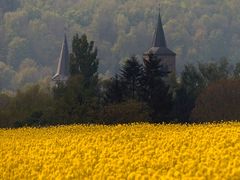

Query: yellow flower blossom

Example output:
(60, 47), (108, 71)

(0, 122), (239, 179)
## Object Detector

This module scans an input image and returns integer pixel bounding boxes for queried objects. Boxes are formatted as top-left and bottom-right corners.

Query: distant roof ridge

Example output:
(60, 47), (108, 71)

(145, 46), (176, 56)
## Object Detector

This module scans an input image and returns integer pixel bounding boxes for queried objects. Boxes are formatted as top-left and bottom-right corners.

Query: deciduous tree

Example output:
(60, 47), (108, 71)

(191, 79), (240, 122)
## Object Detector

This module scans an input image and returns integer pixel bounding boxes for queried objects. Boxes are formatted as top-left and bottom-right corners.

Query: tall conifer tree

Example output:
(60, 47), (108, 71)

(104, 75), (124, 104)
(140, 53), (172, 122)
(70, 34), (99, 86)
(120, 56), (142, 99)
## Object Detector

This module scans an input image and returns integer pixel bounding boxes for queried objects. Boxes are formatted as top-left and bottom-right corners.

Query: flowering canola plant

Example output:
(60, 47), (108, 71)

(0, 122), (240, 179)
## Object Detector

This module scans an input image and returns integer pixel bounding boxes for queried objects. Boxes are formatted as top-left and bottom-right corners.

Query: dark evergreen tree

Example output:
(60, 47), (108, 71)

(173, 64), (204, 122)
(140, 53), (172, 122)
(104, 75), (124, 104)
(70, 34), (99, 86)
(68, 33), (99, 99)
(120, 56), (142, 99)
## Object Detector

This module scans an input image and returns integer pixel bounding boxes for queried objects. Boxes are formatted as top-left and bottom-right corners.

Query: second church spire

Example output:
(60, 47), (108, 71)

(153, 8), (167, 47)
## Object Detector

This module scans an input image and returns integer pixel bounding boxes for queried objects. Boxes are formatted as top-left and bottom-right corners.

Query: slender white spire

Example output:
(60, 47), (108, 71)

(52, 33), (69, 82)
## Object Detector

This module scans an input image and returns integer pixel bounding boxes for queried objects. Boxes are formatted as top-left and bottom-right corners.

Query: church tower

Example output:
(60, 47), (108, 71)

(52, 33), (70, 83)
(143, 9), (176, 74)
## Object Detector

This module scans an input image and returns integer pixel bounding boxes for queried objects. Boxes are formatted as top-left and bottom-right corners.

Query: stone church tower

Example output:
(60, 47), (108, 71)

(143, 10), (176, 74)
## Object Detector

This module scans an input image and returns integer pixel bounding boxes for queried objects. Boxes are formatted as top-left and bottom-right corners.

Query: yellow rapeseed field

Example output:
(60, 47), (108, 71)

(0, 123), (240, 179)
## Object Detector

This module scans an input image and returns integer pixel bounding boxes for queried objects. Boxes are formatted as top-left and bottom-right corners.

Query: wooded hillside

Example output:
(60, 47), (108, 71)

(0, 0), (239, 90)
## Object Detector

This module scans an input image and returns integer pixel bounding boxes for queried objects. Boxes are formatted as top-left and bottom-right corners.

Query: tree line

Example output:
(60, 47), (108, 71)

(1, 0), (240, 91)
(1, 34), (240, 128)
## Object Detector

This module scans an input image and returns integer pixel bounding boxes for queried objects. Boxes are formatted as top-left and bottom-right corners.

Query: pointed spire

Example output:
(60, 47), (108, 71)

(152, 6), (167, 47)
(52, 33), (69, 82)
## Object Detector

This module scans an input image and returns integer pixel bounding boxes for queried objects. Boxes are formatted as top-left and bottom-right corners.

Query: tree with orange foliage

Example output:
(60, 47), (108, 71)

(191, 79), (240, 122)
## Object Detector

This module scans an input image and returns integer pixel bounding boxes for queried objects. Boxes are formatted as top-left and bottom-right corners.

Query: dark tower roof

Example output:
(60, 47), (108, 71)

(145, 9), (176, 56)
(153, 11), (167, 48)
(52, 33), (69, 82)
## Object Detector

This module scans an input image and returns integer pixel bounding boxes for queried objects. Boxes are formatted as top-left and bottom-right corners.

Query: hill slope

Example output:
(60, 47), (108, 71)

(1, 0), (240, 89)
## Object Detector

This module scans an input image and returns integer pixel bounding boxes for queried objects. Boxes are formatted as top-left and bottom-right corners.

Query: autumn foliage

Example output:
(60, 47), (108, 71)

(191, 79), (240, 122)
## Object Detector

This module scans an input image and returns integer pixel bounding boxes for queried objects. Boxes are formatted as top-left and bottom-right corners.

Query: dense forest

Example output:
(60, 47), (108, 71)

(1, 0), (240, 90)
